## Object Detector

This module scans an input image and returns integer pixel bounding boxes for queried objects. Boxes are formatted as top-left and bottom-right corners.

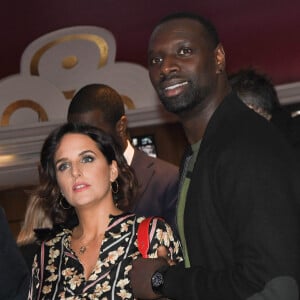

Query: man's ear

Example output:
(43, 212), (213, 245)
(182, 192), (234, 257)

(116, 115), (128, 138)
(215, 44), (226, 74)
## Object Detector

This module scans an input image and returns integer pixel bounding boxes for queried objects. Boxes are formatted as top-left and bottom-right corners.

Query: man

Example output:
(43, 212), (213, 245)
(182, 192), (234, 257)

(67, 84), (179, 230)
(229, 68), (294, 143)
(0, 208), (29, 299)
(129, 12), (300, 299)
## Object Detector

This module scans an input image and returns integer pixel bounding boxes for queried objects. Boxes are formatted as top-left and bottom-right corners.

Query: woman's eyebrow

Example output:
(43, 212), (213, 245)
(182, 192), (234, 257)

(55, 149), (97, 166)
(78, 150), (97, 156)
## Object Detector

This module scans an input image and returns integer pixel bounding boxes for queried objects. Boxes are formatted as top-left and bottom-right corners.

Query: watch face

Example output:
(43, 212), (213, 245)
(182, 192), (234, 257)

(152, 271), (164, 288)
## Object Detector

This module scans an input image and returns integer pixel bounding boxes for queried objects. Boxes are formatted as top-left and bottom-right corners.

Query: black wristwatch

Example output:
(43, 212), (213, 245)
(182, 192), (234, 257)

(151, 265), (169, 294)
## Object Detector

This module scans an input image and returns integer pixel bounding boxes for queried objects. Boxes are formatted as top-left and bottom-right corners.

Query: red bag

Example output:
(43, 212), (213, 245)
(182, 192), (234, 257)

(137, 217), (163, 258)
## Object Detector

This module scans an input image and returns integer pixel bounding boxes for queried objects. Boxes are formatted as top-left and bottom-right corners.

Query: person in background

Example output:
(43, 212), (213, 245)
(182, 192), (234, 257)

(17, 194), (53, 270)
(229, 67), (294, 144)
(28, 122), (182, 299)
(291, 112), (300, 151)
(129, 12), (300, 300)
(67, 84), (179, 231)
(0, 207), (30, 299)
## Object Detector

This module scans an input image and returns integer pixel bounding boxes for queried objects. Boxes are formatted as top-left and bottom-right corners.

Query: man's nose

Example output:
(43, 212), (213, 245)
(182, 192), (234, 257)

(160, 56), (179, 78)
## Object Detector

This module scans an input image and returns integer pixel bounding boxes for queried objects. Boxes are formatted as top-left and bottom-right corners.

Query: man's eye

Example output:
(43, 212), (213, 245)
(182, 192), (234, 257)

(57, 163), (69, 172)
(81, 155), (94, 163)
(149, 57), (162, 65)
(178, 48), (192, 56)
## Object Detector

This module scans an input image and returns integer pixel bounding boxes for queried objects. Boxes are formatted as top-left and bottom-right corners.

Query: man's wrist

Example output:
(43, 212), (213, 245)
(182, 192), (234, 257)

(151, 265), (169, 295)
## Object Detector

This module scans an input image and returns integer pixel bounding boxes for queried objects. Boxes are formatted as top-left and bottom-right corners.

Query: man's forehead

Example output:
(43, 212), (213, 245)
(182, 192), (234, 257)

(153, 18), (203, 34)
(149, 19), (217, 55)
(70, 110), (101, 120)
(150, 19), (204, 43)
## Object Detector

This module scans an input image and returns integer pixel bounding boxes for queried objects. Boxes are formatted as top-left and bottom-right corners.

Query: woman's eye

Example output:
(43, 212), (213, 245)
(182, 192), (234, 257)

(81, 155), (94, 163)
(178, 47), (192, 56)
(57, 163), (69, 172)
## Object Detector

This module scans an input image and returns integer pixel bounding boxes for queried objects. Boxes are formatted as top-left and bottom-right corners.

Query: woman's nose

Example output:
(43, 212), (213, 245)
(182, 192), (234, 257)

(71, 164), (82, 178)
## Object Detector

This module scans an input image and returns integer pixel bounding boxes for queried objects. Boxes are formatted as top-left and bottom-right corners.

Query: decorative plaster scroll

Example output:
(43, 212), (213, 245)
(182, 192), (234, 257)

(1, 100), (48, 126)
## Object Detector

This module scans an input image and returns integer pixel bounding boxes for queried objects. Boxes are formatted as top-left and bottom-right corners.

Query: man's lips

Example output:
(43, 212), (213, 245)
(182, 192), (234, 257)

(164, 81), (188, 91)
(160, 80), (188, 97)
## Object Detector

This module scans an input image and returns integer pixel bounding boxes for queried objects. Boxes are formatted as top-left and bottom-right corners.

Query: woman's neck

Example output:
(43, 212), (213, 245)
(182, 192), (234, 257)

(74, 202), (122, 239)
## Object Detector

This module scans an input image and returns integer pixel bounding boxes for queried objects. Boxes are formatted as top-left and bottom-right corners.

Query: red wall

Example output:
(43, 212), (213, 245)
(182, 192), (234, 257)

(1, 0), (300, 85)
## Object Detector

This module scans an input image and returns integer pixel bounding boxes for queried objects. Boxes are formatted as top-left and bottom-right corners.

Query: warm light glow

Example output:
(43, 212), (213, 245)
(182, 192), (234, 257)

(0, 154), (16, 165)
(291, 110), (300, 118)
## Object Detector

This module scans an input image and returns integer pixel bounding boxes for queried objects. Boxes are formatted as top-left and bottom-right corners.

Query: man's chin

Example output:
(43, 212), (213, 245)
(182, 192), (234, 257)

(160, 99), (188, 114)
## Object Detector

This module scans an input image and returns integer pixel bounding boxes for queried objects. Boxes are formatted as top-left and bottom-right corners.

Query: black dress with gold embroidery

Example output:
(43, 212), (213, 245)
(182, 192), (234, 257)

(28, 213), (183, 299)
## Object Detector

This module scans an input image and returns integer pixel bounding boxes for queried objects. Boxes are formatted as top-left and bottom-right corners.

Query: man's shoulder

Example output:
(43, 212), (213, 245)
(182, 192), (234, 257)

(132, 148), (178, 172)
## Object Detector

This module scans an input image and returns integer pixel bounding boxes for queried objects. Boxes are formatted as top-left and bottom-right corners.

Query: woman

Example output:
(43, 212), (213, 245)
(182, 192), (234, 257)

(28, 123), (182, 299)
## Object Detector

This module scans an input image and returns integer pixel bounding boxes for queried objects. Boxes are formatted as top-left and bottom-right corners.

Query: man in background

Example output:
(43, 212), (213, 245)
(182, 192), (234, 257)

(67, 83), (179, 231)
(229, 68), (294, 144)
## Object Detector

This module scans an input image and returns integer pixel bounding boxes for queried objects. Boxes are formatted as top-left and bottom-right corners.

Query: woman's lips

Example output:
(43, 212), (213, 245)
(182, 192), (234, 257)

(72, 183), (90, 192)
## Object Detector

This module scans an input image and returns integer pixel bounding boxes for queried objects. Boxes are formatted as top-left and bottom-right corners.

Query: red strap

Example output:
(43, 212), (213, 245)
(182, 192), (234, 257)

(137, 217), (163, 258)
(137, 217), (153, 258)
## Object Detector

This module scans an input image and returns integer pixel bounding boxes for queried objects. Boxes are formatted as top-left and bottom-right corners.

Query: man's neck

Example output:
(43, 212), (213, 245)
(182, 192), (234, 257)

(180, 88), (230, 144)
(180, 105), (217, 144)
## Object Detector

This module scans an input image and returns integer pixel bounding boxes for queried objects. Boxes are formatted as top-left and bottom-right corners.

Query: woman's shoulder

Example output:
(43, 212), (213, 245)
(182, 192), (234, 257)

(40, 226), (71, 247)
(108, 214), (168, 234)
(136, 216), (169, 227)
(136, 216), (176, 242)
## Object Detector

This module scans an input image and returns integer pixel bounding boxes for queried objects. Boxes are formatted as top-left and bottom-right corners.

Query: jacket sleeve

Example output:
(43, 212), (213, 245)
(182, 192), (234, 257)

(161, 169), (179, 235)
(0, 208), (30, 299)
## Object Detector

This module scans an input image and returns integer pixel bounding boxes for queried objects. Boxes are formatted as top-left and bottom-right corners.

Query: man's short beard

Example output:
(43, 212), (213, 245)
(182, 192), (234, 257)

(158, 83), (210, 115)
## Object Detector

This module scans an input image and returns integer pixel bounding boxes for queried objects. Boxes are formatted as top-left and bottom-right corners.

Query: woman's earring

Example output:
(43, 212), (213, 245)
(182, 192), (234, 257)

(111, 180), (119, 194)
(58, 193), (71, 210)
(217, 61), (223, 73)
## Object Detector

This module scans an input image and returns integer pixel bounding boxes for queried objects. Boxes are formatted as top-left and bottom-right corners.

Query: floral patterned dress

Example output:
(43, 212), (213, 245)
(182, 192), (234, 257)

(28, 213), (183, 299)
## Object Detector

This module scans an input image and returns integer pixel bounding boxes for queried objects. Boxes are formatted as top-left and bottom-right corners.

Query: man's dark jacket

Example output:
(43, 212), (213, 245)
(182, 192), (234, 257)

(162, 92), (300, 299)
(131, 149), (179, 232)
(0, 208), (30, 299)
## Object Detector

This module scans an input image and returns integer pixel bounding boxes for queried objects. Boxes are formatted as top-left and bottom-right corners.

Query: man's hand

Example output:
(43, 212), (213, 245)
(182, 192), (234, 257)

(129, 257), (169, 299)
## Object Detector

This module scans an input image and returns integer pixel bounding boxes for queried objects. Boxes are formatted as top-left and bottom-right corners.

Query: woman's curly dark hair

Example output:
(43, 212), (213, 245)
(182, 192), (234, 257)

(35, 122), (137, 225)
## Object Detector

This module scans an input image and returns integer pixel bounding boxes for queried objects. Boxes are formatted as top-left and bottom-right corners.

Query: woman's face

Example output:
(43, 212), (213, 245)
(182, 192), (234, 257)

(54, 133), (118, 209)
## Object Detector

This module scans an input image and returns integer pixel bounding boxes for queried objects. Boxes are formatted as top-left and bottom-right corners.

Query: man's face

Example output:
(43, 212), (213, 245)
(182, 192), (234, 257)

(148, 18), (218, 114)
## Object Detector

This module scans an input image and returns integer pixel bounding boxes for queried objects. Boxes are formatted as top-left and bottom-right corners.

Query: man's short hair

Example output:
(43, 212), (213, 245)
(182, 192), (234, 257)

(229, 68), (280, 115)
(67, 83), (125, 126)
(156, 12), (220, 48)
